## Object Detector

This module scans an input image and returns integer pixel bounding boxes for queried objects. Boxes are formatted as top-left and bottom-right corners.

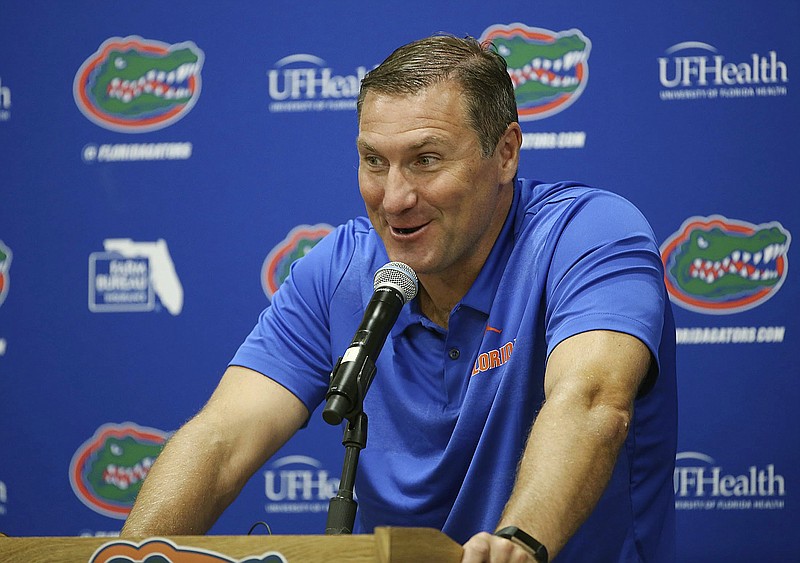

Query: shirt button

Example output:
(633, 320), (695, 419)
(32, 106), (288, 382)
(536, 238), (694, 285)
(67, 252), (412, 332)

(448, 348), (460, 360)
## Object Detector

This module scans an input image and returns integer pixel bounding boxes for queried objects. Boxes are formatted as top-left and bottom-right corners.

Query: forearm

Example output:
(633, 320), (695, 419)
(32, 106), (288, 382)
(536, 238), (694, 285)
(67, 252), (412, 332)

(121, 414), (247, 536)
(121, 367), (309, 537)
(498, 395), (632, 559)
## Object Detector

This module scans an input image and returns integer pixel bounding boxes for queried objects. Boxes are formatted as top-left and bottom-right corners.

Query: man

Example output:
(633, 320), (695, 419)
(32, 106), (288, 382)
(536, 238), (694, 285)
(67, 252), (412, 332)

(122, 35), (677, 562)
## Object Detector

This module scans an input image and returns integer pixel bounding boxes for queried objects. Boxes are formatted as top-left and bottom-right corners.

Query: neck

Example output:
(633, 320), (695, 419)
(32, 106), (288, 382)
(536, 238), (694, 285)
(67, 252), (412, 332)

(416, 182), (514, 329)
(416, 281), (461, 329)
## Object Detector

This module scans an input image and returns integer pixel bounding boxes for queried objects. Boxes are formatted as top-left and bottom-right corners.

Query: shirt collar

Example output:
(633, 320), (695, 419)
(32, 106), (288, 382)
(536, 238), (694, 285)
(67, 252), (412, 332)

(384, 180), (521, 335)
(458, 181), (520, 316)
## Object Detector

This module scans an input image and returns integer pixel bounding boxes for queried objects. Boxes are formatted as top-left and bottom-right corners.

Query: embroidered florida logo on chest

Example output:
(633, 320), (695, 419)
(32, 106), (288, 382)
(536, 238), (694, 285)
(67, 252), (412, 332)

(471, 337), (516, 376)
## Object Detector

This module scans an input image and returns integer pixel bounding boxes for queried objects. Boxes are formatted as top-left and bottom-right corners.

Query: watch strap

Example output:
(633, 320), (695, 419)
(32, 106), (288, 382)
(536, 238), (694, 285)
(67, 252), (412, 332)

(494, 525), (549, 562)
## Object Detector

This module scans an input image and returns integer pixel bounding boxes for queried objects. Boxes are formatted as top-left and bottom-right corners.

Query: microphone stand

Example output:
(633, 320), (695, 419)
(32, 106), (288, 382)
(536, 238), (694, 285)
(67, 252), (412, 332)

(323, 354), (377, 535)
(324, 411), (367, 534)
(321, 262), (418, 534)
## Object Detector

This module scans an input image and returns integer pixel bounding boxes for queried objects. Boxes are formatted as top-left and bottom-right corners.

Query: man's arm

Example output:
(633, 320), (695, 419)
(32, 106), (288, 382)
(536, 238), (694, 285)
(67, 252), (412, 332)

(462, 329), (651, 562)
(121, 365), (309, 536)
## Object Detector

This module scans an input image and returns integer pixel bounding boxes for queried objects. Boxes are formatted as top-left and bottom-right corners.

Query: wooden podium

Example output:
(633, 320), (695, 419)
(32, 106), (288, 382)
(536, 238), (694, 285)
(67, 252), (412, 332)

(0, 526), (463, 562)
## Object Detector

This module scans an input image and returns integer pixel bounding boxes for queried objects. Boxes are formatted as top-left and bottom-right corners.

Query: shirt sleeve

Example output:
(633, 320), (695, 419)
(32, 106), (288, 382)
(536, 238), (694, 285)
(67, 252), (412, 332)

(229, 224), (354, 414)
(543, 190), (667, 373)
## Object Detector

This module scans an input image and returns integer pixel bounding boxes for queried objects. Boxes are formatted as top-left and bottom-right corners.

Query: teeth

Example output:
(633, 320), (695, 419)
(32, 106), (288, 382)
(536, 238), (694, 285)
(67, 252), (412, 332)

(513, 51), (586, 88)
(742, 252), (751, 263)
(732, 250), (741, 262)
(166, 71), (176, 84)
(764, 245), (774, 262)
(157, 71), (166, 82)
(147, 70), (156, 80)
(693, 258), (703, 268)
(750, 270), (761, 280)
(722, 257), (730, 267)
(176, 63), (194, 82)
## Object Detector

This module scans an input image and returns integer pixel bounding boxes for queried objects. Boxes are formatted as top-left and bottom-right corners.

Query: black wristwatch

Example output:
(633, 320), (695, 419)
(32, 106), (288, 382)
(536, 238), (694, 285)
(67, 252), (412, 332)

(495, 526), (549, 562)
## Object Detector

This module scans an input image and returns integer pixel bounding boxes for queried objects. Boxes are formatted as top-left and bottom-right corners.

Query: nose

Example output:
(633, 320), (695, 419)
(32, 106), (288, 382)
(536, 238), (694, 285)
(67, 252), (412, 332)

(382, 166), (417, 215)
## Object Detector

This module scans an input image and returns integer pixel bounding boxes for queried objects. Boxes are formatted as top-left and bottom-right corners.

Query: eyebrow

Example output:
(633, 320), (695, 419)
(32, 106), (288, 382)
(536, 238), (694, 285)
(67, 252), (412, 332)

(356, 134), (452, 153)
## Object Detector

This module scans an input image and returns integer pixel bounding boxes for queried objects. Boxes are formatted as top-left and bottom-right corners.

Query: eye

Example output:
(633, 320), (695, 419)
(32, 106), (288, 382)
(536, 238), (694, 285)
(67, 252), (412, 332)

(498, 45), (511, 57)
(416, 155), (439, 167)
(114, 57), (127, 70)
(110, 443), (123, 456)
(697, 236), (708, 249)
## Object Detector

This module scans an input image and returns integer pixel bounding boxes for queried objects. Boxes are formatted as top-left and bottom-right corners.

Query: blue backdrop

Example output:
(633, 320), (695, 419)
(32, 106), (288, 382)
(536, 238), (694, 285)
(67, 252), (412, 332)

(1, 2), (797, 561)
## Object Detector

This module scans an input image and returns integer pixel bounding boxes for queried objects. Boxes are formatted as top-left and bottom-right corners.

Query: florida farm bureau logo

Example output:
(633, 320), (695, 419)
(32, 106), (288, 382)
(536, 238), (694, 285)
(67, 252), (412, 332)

(89, 238), (184, 315)
(0, 76), (10, 121)
(661, 215), (791, 314)
(70, 423), (168, 519)
(0, 240), (11, 307)
(262, 224), (333, 298)
(74, 36), (204, 132)
(480, 23), (591, 121)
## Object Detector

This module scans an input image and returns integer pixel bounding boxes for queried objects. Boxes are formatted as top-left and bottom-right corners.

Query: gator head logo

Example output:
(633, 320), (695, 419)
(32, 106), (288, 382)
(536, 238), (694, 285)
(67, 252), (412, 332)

(90, 538), (288, 563)
(74, 36), (203, 133)
(0, 241), (11, 307)
(262, 224), (333, 298)
(480, 23), (591, 121)
(70, 422), (168, 518)
(661, 215), (791, 314)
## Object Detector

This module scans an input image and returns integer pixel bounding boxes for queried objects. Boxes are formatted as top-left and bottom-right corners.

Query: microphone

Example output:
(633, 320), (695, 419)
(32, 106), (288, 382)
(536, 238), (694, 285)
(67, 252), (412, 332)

(322, 261), (418, 425)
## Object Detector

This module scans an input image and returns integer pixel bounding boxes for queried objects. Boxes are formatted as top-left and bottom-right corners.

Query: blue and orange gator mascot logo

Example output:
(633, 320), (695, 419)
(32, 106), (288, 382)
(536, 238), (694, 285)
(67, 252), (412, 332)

(661, 215), (791, 314)
(262, 224), (333, 299)
(70, 422), (169, 519)
(480, 23), (591, 121)
(90, 538), (288, 563)
(0, 241), (11, 308)
(74, 36), (204, 132)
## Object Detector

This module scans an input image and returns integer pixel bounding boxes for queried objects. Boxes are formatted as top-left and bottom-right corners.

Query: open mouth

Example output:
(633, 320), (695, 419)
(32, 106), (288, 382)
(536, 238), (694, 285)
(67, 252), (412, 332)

(391, 223), (428, 236)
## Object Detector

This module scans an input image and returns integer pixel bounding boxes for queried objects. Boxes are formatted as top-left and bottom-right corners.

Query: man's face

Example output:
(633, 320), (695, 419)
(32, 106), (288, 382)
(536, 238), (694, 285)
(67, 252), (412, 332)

(357, 81), (516, 285)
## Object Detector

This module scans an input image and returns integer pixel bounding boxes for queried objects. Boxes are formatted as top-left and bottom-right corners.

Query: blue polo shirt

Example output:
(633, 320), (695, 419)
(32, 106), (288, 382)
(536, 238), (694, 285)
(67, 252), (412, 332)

(232, 179), (677, 562)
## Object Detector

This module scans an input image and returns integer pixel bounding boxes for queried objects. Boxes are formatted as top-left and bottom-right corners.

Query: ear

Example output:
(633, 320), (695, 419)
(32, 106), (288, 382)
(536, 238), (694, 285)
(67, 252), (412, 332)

(496, 122), (522, 184)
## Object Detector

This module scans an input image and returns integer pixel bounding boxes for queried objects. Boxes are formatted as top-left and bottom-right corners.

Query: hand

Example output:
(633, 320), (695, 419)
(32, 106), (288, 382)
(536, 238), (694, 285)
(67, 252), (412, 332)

(461, 531), (536, 563)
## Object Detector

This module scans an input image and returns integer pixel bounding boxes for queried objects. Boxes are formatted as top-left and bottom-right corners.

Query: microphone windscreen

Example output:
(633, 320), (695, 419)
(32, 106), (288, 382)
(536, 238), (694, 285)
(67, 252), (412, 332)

(373, 262), (418, 303)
